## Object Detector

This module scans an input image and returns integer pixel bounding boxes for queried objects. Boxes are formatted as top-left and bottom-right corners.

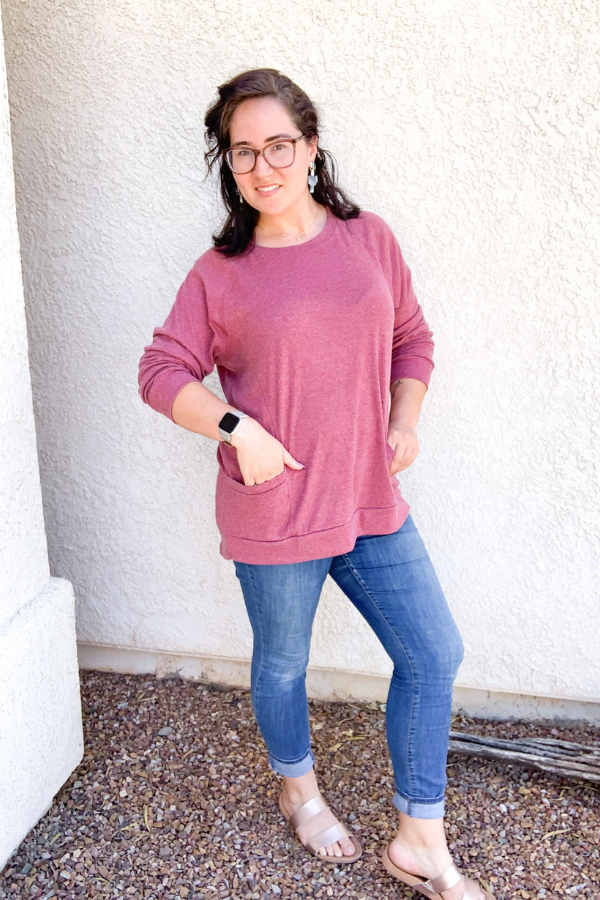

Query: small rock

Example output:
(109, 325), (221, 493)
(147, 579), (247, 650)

(4, 671), (599, 900)
(158, 726), (173, 736)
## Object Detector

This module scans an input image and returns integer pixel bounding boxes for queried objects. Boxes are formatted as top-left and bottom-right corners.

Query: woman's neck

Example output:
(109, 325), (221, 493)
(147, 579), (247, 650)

(254, 196), (325, 247)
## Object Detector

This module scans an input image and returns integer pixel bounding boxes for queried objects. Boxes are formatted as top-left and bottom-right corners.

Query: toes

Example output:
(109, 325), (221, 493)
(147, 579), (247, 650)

(318, 842), (342, 858)
(316, 838), (356, 859)
(340, 837), (356, 856)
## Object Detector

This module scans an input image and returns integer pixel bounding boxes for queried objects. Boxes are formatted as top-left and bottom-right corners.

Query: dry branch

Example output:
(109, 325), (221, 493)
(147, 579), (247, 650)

(448, 731), (600, 783)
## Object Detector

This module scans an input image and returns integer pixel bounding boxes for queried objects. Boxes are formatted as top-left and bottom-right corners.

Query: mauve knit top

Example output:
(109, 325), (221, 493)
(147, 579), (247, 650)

(137, 207), (435, 564)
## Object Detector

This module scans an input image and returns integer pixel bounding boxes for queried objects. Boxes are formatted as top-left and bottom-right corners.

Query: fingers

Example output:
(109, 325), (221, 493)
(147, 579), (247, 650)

(390, 437), (419, 474)
(282, 449), (305, 469)
(241, 458), (302, 484)
(239, 444), (305, 485)
(243, 468), (283, 485)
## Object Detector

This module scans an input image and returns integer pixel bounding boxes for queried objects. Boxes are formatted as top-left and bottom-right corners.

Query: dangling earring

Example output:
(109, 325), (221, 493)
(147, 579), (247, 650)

(308, 160), (318, 194)
(237, 186), (244, 204)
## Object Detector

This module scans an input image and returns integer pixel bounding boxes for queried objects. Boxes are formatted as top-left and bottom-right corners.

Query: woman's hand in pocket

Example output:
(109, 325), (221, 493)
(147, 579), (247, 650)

(387, 423), (419, 475)
(230, 417), (304, 486)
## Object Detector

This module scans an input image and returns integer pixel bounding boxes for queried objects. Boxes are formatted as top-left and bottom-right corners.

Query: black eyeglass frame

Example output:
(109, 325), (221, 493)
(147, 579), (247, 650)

(222, 134), (312, 174)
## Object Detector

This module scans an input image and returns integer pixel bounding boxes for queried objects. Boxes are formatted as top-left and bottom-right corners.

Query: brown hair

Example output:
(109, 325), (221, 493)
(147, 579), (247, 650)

(204, 68), (360, 256)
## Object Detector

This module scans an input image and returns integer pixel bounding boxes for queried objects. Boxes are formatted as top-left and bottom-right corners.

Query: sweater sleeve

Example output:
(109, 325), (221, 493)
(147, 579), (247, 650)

(137, 262), (219, 422)
(384, 225), (435, 388)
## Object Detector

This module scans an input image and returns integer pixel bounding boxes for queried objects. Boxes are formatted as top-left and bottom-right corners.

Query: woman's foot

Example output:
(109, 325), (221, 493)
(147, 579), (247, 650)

(280, 770), (357, 859)
(386, 814), (490, 900)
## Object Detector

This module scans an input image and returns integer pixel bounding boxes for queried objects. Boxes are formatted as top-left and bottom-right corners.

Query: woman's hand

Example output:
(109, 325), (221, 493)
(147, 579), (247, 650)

(387, 423), (420, 475)
(387, 377), (426, 475)
(230, 417), (305, 485)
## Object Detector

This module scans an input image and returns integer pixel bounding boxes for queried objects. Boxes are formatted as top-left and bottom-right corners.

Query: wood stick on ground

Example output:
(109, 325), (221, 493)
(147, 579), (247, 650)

(448, 731), (600, 783)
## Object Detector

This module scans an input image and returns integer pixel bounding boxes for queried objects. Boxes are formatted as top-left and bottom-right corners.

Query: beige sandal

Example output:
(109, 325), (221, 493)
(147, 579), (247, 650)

(382, 844), (494, 899)
(279, 792), (362, 864)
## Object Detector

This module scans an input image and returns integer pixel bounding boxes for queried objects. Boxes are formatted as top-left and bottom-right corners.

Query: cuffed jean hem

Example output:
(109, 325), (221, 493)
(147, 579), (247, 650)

(393, 791), (445, 819)
(268, 750), (315, 778)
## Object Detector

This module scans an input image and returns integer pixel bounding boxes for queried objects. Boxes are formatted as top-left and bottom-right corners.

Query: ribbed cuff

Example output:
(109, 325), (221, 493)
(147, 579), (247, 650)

(390, 356), (434, 389)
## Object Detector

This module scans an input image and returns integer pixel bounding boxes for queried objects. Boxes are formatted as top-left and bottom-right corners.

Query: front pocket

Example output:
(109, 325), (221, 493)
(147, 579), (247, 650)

(215, 466), (291, 541)
(224, 466), (287, 494)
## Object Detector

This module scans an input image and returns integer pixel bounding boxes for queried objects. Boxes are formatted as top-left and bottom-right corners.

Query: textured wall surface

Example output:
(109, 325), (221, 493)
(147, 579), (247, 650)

(0, 0), (48, 624)
(0, 579), (83, 868)
(0, 4), (82, 869)
(3, 0), (599, 707)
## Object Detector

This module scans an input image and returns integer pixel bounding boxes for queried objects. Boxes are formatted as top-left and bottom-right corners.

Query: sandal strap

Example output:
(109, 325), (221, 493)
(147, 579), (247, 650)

(288, 794), (328, 831)
(305, 821), (351, 855)
(382, 846), (490, 900)
(287, 794), (353, 856)
(427, 862), (463, 894)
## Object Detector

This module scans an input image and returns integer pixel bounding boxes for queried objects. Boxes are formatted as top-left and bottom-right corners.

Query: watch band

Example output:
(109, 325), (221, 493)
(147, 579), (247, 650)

(218, 409), (249, 445)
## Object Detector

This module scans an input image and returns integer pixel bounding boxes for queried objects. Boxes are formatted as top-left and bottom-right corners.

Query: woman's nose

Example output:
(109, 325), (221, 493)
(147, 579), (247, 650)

(254, 151), (275, 176)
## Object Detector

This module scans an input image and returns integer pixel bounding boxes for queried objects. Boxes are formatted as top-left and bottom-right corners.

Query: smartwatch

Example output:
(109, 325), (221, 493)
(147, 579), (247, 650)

(218, 409), (250, 446)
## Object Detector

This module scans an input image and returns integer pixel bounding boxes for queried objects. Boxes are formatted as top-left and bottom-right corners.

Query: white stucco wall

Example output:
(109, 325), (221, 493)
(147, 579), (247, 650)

(0, 4), (82, 868)
(3, 0), (599, 716)
(0, 15), (48, 621)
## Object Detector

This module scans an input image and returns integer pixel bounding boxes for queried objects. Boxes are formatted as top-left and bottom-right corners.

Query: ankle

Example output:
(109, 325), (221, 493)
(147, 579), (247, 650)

(392, 832), (451, 857)
(282, 771), (320, 805)
(395, 813), (446, 848)
(389, 814), (452, 874)
(390, 833), (452, 876)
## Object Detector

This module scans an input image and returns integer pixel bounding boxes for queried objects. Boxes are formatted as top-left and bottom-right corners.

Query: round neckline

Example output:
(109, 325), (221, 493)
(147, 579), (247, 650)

(251, 205), (336, 252)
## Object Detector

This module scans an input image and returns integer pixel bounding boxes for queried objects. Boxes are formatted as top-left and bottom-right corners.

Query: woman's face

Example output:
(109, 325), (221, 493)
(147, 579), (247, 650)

(227, 96), (317, 215)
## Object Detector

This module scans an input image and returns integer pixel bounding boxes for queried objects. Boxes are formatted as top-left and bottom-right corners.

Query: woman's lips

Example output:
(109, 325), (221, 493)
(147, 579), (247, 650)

(255, 184), (280, 196)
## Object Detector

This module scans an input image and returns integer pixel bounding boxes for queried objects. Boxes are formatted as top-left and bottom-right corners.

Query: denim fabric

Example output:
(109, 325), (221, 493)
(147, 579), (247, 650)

(233, 514), (464, 819)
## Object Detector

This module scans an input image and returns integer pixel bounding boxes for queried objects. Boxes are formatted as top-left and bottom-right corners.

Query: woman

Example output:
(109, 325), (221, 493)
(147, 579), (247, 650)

(138, 68), (492, 900)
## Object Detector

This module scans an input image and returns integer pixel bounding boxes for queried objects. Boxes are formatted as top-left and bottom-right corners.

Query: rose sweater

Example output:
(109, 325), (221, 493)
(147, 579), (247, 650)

(138, 208), (434, 564)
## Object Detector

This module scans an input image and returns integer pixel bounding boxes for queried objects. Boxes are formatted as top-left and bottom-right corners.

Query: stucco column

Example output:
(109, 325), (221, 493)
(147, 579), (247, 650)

(0, 6), (83, 870)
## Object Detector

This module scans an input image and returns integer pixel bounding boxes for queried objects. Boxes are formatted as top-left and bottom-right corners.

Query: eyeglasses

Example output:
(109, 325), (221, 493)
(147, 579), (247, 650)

(223, 135), (309, 174)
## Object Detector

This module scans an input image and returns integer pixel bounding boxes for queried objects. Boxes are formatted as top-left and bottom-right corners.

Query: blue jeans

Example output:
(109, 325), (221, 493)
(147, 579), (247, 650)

(233, 514), (464, 819)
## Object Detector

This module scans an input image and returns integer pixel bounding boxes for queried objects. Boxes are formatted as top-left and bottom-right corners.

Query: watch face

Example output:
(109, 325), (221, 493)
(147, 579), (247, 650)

(219, 412), (240, 433)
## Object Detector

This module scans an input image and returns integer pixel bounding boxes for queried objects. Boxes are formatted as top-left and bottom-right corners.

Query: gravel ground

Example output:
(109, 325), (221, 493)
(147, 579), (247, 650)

(1, 671), (599, 900)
